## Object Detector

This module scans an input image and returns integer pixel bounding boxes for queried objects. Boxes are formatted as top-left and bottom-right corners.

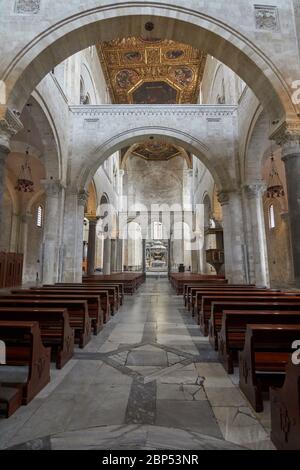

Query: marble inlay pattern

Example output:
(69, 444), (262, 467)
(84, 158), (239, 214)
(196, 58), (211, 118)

(0, 278), (274, 450)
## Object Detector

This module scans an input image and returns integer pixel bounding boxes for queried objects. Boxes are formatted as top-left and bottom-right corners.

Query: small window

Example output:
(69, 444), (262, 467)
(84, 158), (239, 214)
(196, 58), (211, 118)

(36, 205), (43, 228)
(153, 221), (163, 240)
(268, 204), (276, 229)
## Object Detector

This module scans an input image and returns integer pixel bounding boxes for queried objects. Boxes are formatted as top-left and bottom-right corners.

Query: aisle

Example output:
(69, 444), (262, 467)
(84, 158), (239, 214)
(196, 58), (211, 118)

(0, 278), (273, 450)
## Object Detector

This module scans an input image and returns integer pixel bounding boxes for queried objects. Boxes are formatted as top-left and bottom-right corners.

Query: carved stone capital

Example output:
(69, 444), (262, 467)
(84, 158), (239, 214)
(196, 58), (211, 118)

(78, 189), (89, 207)
(41, 179), (65, 197)
(86, 215), (99, 225)
(0, 105), (23, 151)
(244, 182), (267, 199)
(270, 121), (300, 156)
(217, 191), (230, 206)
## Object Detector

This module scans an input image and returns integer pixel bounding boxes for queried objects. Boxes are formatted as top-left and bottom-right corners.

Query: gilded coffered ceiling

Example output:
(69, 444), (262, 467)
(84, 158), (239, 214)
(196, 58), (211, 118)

(121, 140), (192, 168)
(97, 37), (207, 104)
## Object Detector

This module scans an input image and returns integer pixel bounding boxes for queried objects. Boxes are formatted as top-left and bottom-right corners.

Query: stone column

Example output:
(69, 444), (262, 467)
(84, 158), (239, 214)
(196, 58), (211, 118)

(62, 189), (88, 282)
(41, 179), (65, 284)
(0, 106), (23, 247)
(110, 238), (117, 272)
(244, 183), (270, 286)
(218, 190), (248, 284)
(103, 235), (111, 275)
(116, 237), (123, 272)
(86, 216), (98, 275)
(18, 212), (32, 282)
(142, 238), (146, 273)
(272, 123), (300, 287)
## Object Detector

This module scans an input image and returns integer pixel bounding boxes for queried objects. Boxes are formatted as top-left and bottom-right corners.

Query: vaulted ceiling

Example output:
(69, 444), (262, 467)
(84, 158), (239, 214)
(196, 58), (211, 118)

(97, 37), (207, 104)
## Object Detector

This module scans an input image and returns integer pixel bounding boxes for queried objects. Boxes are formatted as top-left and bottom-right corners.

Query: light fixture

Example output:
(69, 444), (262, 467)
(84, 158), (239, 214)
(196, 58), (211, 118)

(266, 152), (284, 199)
(15, 103), (35, 193)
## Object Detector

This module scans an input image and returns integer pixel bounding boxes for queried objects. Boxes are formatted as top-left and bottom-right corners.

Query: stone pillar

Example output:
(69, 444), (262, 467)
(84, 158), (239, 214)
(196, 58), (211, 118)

(86, 216), (98, 275)
(110, 238), (117, 272)
(103, 235), (111, 275)
(244, 183), (270, 286)
(116, 237), (123, 272)
(218, 190), (248, 284)
(18, 212), (32, 281)
(142, 238), (146, 273)
(0, 106), (23, 247)
(62, 189), (88, 282)
(271, 123), (300, 287)
(41, 179), (65, 284)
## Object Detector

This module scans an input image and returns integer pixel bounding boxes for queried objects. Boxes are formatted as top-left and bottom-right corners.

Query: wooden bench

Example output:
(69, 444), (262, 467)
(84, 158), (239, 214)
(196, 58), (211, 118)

(199, 292), (296, 334)
(239, 324), (300, 412)
(13, 289), (105, 333)
(218, 310), (300, 373)
(82, 280), (124, 305)
(0, 307), (74, 369)
(0, 298), (91, 348)
(0, 385), (23, 418)
(184, 283), (257, 311)
(207, 297), (300, 348)
(53, 284), (119, 314)
(270, 359), (300, 450)
(170, 274), (227, 295)
(0, 321), (51, 405)
(84, 273), (145, 294)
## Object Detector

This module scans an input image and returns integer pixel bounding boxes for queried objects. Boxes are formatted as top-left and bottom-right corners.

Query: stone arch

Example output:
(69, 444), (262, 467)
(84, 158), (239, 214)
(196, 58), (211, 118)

(77, 127), (226, 193)
(3, 5), (296, 123)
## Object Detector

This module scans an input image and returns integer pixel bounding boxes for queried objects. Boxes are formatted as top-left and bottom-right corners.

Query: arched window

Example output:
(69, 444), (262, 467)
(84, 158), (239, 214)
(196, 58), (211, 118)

(36, 205), (43, 228)
(268, 204), (276, 229)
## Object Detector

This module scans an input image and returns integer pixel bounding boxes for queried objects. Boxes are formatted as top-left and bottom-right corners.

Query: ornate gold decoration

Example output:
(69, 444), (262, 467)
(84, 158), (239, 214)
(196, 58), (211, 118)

(97, 37), (206, 104)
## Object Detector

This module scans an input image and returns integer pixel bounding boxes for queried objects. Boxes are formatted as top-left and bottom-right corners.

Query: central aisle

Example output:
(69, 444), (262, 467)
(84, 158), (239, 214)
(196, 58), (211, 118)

(0, 278), (273, 450)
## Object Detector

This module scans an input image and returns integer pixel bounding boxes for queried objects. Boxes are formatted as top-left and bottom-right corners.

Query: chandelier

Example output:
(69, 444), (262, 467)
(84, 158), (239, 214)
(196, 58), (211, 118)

(266, 153), (284, 199)
(15, 103), (35, 193)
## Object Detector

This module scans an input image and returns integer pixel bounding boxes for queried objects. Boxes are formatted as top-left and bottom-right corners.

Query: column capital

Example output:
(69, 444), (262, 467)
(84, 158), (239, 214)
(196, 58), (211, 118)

(244, 182), (267, 199)
(86, 215), (99, 225)
(77, 189), (89, 207)
(41, 179), (65, 197)
(270, 120), (300, 156)
(0, 105), (23, 152)
(119, 169), (125, 177)
(20, 212), (33, 224)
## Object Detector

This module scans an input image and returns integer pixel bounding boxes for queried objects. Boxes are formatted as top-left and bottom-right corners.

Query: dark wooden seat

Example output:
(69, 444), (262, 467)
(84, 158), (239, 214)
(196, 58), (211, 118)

(169, 273), (227, 295)
(218, 310), (300, 373)
(12, 289), (104, 333)
(0, 307), (74, 369)
(0, 298), (91, 348)
(270, 360), (300, 450)
(208, 299), (300, 349)
(82, 280), (124, 304)
(84, 273), (145, 294)
(238, 324), (300, 412)
(184, 284), (258, 311)
(52, 283), (118, 314)
(0, 321), (51, 405)
(0, 385), (23, 418)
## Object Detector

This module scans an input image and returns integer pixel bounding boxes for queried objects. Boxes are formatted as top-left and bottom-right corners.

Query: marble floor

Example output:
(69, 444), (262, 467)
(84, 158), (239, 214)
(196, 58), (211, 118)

(0, 278), (275, 450)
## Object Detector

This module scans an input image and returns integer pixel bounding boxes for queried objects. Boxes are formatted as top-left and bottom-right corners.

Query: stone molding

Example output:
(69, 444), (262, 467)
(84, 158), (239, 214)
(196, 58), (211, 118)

(270, 121), (300, 147)
(41, 179), (65, 197)
(78, 189), (89, 207)
(69, 104), (237, 118)
(244, 182), (267, 199)
(0, 106), (23, 151)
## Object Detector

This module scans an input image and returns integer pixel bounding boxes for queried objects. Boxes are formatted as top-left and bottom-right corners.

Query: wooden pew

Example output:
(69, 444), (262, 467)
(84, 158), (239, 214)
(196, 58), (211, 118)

(184, 283), (257, 311)
(84, 273), (145, 294)
(52, 284), (119, 314)
(82, 280), (124, 305)
(0, 321), (51, 405)
(0, 385), (23, 418)
(270, 360), (300, 450)
(169, 273), (227, 295)
(192, 286), (279, 317)
(218, 310), (300, 373)
(239, 324), (300, 412)
(200, 292), (292, 334)
(0, 307), (74, 369)
(207, 297), (300, 347)
(12, 289), (105, 333)
(0, 299), (91, 348)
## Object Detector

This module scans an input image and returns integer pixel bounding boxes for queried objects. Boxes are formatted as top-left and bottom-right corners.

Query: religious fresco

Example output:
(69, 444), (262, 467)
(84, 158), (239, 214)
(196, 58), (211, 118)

(132, 81), (177, 104)
(116, 69), (139, 89)
(97, 37), (206, 104)
(130, 140), (182, 161)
